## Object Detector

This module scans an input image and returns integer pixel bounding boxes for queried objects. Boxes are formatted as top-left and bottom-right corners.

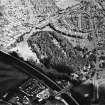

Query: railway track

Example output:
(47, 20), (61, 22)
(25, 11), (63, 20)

(0, 50), (79, 105)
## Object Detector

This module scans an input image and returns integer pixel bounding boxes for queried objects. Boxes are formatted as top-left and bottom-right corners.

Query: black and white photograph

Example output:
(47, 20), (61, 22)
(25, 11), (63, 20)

(0, 0), (105, 105)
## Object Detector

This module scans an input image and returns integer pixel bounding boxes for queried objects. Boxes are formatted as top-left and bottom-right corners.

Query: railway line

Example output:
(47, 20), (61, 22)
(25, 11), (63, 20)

(0, 51), (79, 105)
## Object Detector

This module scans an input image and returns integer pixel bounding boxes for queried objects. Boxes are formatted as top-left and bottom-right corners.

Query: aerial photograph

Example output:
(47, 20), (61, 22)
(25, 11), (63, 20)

(0, 0), (105, 105)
